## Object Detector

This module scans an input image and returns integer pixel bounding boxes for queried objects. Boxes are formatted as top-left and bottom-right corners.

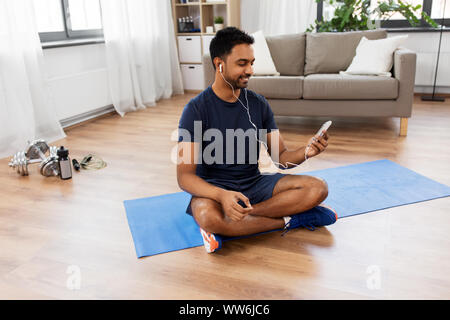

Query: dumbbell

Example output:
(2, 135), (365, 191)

(27, 140), (60, 177)
(9, 151), (31, 176)
(9, 140), (60, 176)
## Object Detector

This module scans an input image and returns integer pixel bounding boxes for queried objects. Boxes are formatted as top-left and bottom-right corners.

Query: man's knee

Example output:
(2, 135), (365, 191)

(196, 208), (220, 232)
(279, 175), (328, 202)
(192, 198), (225, 233)
(301, 176), (328, 203)
(315, 178), (329, 202)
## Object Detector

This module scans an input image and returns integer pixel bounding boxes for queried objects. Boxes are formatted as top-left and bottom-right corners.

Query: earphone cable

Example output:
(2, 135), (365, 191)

(219, 70), (312, 170)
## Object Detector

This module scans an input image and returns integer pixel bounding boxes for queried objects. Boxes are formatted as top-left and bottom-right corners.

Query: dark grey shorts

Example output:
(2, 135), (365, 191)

(186, 172), (285, 215)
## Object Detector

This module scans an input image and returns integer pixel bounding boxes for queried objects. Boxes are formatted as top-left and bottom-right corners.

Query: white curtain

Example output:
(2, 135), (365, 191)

(100, 0), (184, 117)
(241, 0), (317, 36)
(0, 0), (66, 159)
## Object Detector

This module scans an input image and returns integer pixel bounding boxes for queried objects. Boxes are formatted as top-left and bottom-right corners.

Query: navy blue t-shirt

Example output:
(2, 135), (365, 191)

(178, 86), (278, 180)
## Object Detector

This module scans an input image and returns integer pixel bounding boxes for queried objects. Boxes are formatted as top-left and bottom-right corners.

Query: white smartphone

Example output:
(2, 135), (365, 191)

(315, 120), (332, 137)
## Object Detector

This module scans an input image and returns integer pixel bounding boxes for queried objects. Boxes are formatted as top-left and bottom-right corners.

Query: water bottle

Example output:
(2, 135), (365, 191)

(57, 146), (72, 180)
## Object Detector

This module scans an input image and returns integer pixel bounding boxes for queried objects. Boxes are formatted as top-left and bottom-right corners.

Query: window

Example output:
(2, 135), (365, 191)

(371, 0), (425, 28)
(431, 0), (450, 19)
(317, 0), (449, 30)
(33, 0), (103, 42)
(370, 0), (423, 20)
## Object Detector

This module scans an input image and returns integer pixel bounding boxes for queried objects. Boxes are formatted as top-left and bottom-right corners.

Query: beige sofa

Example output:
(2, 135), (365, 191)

(202, 29), (416, 136)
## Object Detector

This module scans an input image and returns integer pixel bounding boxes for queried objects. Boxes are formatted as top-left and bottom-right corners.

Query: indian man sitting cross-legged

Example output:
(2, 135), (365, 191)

(176, 27), (337, 253)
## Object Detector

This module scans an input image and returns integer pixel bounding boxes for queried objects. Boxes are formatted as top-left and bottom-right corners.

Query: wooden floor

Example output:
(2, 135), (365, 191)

(0, 94), (449, 299)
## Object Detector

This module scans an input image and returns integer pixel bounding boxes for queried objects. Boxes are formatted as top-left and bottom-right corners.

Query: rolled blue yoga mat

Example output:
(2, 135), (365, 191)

(123, 159), (450, 258)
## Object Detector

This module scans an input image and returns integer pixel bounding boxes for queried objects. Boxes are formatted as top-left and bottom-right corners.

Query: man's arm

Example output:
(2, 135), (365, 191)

(176, 142), (223, 202)
(266, 130), (329, 169)
(176, 142), (253, 220)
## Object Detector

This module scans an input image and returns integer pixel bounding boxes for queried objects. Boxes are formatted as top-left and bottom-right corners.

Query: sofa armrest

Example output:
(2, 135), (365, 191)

(202, 53), (215, 89)
(393, 48), (417, 117)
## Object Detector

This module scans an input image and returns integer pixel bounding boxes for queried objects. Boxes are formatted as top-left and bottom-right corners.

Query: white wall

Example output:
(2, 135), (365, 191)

(43, 43), (111, 121)
(391, 32), (450, 94)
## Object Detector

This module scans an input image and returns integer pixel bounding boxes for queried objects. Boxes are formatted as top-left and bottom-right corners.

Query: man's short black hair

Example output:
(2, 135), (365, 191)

(209, 27), (254, 70)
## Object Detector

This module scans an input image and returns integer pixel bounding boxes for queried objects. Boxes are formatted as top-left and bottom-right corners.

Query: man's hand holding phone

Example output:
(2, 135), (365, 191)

(305, 120), (332, 159)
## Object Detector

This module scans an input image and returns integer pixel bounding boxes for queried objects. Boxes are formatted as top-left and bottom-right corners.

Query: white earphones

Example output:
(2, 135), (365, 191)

(217, 62), (313, 172)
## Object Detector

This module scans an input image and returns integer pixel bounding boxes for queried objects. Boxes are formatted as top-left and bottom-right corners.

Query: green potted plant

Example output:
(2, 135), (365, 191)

(214, 16), (224, 32)
(307, 0), (438, 32)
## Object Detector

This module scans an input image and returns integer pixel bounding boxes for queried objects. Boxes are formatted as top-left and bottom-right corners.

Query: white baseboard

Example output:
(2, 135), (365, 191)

(60, 105), (116, 128)
(414, 85), (450, 94)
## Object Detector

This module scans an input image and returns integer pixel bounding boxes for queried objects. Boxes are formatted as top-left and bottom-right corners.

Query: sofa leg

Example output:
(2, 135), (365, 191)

(400, 117), (408, 136)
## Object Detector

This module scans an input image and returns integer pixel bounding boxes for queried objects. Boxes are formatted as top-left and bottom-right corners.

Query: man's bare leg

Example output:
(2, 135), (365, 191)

(191, 197), (284, 237)
(191, 175), (329, 237)
(249, 175), (328, 219)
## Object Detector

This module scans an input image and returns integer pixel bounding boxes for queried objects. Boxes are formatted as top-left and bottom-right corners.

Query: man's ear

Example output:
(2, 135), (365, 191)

(213, 57), (222, 72)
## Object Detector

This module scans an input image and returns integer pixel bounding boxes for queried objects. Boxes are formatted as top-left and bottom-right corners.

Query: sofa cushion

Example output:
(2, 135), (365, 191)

(304, 29), (388, 75)
(251, 30), (280, 75)
(303, 74), (398, 100)
(266, 33), (306, 76)
(248, 76), (303, 99)
(343, 35), (408, 76)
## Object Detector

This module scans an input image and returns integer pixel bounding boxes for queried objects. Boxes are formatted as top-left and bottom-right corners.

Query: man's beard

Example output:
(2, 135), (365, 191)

(228, 76), (249, 90)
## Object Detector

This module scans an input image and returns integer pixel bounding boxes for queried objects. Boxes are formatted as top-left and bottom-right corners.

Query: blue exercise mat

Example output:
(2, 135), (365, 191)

(123, 159), (450, 258)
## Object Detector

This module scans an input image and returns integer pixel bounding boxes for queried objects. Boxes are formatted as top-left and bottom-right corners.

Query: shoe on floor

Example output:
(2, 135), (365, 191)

(283, 205), (338, 235)
(199, 228), (222, 253)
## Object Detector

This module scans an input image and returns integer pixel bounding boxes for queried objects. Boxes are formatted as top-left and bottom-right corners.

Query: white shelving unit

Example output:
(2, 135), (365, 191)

(171, 0), (241, 92)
